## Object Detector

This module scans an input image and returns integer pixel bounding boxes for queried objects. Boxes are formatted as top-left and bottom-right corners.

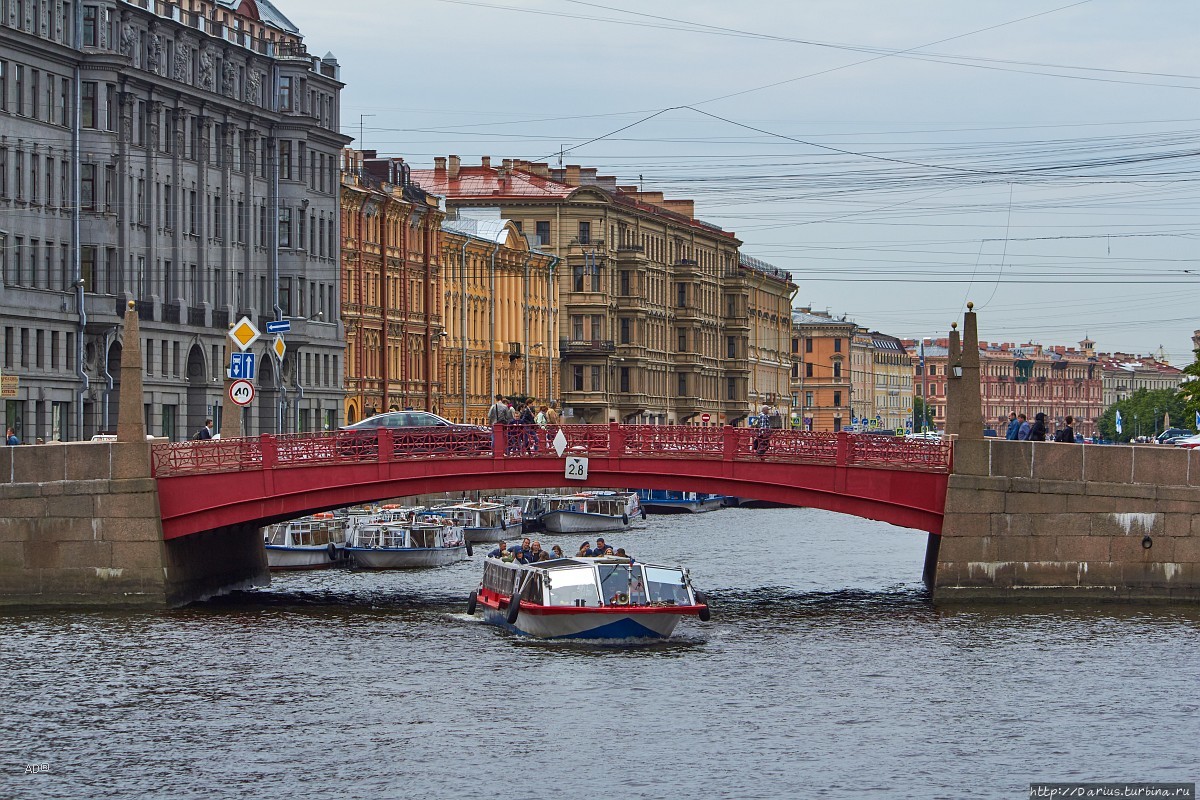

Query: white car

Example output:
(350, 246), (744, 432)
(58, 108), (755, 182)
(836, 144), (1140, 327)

(1173, 434), (1200, 449)
(905, 431), (944, 442)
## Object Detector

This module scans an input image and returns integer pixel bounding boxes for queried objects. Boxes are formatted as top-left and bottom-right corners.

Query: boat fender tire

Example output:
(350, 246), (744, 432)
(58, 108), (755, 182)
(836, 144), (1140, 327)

(621, 513), (629, 526)
(695, 591), (712, 622)
(466, 591), (478, 616)
(506, 596), (521, 625)
(465, 542), (474, 558)
(327, 542), (338, 561)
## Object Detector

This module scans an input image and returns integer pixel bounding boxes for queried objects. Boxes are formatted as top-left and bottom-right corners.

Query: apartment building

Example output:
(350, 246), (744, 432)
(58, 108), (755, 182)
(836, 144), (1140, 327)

(0, 0), (348, 441)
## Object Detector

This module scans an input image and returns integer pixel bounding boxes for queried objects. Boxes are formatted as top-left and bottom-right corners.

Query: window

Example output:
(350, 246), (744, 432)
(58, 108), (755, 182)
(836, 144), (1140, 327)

(834, 338), (842, 353)
(81, 164), (95, 210)
(677, 328), (686, 352)
(0, 61), (6, 113)
(535, 220), (550, 246)
(619, 317), (630, 344)
(15, 65), (24, 116)
(833, 362), (841, 379)
(578, 221), (590, 244)
(619, 270), (630, 295)
(83, 6), (97, 46)
(805, 363), (813, 378)
(833, 391), (841, 407)
(278, 76), (293, 111)
(279, 140), (292, 180)
(571, 315), (583, 341)
(727, 336), (736, 359)
(805, 391), (813, 407)
(589, 315), (603, 340)
(676, 283), (686, 308)
(677, 373), (687, 396)
(77, 81), (96, 128)
(590, 366), (600, 392)
(805, 338), (813, 353)
(573, 365), (583, 391)
(619, 367), (630, 393)
(278, 207), (291, 248)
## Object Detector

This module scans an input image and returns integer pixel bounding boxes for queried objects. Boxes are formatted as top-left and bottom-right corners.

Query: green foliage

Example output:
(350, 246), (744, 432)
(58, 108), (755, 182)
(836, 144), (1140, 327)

(913, 397), (935, 431)
(1178, 349), (1200, 425)
(1097, 388), (1187, 442)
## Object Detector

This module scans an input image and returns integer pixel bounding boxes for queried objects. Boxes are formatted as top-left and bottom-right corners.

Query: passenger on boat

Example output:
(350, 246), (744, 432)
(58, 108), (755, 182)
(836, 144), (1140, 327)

(521, 537), (532, 553)
(601, 547), (615, 556)
(577, 541), (592, 557)
(615, 547), (632, 561)
(487, 541), (509, 559)
(537, 551), (550, 562)
(551, 545), (565, 559)
(594, 537), (608, 554)
(527, 541), (545, 561)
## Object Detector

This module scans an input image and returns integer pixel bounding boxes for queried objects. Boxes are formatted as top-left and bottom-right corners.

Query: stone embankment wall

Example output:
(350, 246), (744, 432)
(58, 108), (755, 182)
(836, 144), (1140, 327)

(935, 440), (1200, 601)
(0, 442), (266, 608)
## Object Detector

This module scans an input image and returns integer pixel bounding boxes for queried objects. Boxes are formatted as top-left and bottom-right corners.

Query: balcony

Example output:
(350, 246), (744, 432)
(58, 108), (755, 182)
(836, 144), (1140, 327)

(559, 339), (616, 355)
(673, 258), (701, 279)
(614, 392), (650, 410)
(674, 305), (705, 323)
(615, 295), (647, 312)
(723, 315), (750, 330)
(673, 395), (705, 412)
(675, 352), (703, 367)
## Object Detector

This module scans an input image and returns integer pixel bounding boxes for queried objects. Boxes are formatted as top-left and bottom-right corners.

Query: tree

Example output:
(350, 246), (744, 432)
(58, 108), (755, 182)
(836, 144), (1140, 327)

(913, 397), (935, 431)
(1096, 388), (1186, 442)
(1177, 348), (1200, 428)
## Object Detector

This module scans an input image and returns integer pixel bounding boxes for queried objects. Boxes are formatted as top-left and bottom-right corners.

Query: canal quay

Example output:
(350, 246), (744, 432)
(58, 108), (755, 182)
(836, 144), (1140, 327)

(3, 506), (1198, 800)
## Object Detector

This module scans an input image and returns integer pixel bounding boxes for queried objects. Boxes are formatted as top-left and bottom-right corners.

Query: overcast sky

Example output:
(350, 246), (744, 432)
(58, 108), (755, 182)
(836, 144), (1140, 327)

(288, 0), (1200, 363)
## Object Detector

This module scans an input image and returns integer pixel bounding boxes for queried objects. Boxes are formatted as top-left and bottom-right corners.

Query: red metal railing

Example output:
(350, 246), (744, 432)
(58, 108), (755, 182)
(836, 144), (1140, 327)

(150, 425), (953, 477)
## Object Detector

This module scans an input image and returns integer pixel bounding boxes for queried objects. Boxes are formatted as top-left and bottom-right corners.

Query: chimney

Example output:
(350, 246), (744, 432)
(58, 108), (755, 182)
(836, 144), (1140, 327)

(564, 165), (581, 186)
(434, 156), (447, 172)
(448, 155), (461, 180)
(664, 199), (695, 218)
(502, 158), (514, 170)
(480, 156), (491, 169)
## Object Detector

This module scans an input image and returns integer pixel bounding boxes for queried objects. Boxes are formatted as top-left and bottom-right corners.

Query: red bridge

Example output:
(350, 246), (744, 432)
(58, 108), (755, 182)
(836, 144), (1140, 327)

(151, 425), (953, 539)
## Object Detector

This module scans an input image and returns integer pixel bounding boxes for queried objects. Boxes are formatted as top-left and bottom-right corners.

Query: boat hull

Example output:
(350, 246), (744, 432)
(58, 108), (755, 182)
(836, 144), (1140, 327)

(541, 510), (631, 534)
(265, 545), (341, 570)
(640, 497), (727, 514)
(347, 545), (467, 570)
(464, 525), (511, 544)
(480, 606), (683, 640)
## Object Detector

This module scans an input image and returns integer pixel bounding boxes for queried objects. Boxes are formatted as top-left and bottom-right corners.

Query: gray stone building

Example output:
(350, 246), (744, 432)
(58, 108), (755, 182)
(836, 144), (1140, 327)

(0, 0), (349, 442)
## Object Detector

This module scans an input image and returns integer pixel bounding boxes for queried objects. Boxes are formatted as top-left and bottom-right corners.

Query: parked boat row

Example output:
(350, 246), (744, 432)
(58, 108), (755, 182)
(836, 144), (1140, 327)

(634, 489), (734, 514)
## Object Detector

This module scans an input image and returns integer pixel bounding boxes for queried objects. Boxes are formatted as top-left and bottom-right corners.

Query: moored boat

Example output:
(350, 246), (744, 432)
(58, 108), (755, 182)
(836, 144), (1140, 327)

(344, 513), (468, 569)
(540, 491), (644, 534)
(635, 489), (730, 514)
(427, 501), (509, 543)
(467, 555), (710, 639)
(263, 513), (347, 570)
(486, 494), (549, 533)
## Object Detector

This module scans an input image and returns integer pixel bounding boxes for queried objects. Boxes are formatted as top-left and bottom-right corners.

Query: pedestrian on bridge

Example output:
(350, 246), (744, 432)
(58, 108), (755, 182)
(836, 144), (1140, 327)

(6, 428), (18, 446)
(1005, 412), (1021, 440)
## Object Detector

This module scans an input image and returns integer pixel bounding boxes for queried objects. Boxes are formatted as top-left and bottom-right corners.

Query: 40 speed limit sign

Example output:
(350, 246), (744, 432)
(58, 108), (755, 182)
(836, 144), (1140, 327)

(228, 379), (255, 406)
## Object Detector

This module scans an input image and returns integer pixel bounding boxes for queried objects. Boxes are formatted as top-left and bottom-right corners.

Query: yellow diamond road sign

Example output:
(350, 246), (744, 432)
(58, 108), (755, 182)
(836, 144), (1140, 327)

(272, 334), (286, 361)
(229, 317), (261, 352)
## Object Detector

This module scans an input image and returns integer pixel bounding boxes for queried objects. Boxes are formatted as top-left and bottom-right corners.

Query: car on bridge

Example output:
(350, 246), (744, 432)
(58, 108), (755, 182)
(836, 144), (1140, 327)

(337, 411), (492, 459)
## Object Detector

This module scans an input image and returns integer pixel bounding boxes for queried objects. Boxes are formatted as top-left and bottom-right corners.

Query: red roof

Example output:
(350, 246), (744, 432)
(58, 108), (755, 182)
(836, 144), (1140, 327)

(409, 166), (574, 201)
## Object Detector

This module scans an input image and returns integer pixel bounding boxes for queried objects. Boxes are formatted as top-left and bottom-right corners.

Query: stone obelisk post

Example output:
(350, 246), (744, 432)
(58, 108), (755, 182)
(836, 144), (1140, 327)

(945, 322), (962, 437)
(117, 301), (146, 442)
(959, 302), (985, 440)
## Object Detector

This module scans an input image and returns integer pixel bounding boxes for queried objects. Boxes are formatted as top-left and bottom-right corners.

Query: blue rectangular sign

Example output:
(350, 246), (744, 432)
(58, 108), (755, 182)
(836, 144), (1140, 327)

(265, 320), (291, 333)
(229, 352), (256, 381)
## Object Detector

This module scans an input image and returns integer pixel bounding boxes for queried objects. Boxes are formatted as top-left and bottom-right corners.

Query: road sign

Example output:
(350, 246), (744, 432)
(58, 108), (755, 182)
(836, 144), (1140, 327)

(565, 456), (589, 481)
(852, 417), (859, 426)
(700, 413), (711, 423)
(228, 352), (256, 381)
(229, 316), (261, 352)
(265, 319), (291, 334)
(228, 379), (255, 407)
(271, 334), (286, 362)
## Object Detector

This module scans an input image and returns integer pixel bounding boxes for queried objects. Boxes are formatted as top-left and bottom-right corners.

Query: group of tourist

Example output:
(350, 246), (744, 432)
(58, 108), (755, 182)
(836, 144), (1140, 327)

(1004, 412), (1077, 443)
(486, 535), (631, 563)
(487, 395), (561, 455)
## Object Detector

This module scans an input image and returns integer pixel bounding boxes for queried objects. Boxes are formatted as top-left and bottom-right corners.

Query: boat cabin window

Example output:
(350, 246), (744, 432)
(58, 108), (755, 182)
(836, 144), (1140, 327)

(597, 563), (641, 606)
(545, 567), (601, 607)
(644, 566), (691, 605)
(409, 527), (438, 548)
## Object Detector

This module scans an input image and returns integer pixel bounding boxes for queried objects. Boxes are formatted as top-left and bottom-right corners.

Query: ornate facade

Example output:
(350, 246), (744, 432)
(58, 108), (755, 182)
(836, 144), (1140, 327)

(340, 150), (444, 424)
(0, 0), (349, 440)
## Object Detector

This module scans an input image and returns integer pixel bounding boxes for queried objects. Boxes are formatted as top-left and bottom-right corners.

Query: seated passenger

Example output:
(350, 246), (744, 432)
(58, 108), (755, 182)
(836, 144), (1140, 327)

(510, 546), (528, 564)
(527, 541), (545, 561)
(487, 541), (509, 559)
(577, 541), (592, 557)
(551, 545), (565, 559)
(594, 537), (608, 554)
(537, 551), (550, 562)
(615, 547), (633, 562)
(602, 546), (615, 556)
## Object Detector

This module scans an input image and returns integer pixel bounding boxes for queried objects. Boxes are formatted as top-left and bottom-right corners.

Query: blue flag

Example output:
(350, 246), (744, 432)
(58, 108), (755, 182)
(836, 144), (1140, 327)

(1195, 410), (1200, 430)
(1115, 410), (1123, 434)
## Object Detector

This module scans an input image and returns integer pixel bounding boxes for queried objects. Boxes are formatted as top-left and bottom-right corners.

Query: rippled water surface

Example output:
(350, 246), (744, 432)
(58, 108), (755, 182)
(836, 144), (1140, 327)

(3, 507), (1198, 799)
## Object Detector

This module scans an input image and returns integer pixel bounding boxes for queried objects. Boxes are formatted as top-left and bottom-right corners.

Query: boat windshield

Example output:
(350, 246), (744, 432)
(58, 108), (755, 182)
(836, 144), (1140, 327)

(644, 566), (691, 605)
(596, 563), (648, 605)
(545, 567), (601, 607)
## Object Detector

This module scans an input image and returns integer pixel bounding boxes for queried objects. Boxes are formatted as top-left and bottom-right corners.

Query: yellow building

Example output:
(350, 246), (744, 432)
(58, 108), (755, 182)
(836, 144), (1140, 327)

(869, 332), (913, 432)
(341, 151), (446, 425)
(440, 216), (557, 424)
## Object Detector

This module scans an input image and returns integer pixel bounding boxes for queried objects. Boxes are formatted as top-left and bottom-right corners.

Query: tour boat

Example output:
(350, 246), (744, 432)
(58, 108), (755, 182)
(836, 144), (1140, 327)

(263, 513), (347, 570)
(486, 494), (549, 533)
(426, 501), (509, 543)
(467, 555), (710, 640)
(635, 489), (731, 514)
(540, 491), (644, 534)
(344, 513), (469, 569)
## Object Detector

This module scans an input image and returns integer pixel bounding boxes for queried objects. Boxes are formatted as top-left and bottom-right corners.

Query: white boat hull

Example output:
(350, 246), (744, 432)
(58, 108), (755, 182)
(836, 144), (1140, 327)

(482, 607), (682, 639)
(265, 545), (340, 570)
(541, 510), (631, 534)
(347, 546), (467, 570)
(464, 525), (511, 544)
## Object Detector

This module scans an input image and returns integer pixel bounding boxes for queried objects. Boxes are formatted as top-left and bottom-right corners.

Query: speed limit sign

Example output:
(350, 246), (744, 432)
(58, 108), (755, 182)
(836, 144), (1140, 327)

(228, 378), (255, 406)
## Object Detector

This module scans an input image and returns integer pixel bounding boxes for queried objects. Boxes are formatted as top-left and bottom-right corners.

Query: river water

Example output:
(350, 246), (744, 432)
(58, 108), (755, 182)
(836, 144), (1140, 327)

(3, 506), (1198, 800)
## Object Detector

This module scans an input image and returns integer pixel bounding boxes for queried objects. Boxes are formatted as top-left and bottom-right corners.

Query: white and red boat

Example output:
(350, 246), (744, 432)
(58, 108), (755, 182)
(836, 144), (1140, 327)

(466, 555), (710, 640)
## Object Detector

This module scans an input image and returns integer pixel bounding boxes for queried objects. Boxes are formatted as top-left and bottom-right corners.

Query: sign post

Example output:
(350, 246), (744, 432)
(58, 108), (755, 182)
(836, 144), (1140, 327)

(700, 413), (711, 424)
(228, 379), (255, 407)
